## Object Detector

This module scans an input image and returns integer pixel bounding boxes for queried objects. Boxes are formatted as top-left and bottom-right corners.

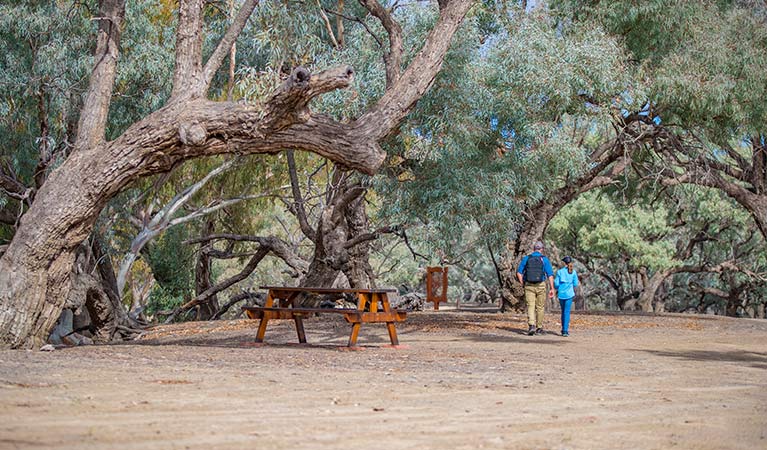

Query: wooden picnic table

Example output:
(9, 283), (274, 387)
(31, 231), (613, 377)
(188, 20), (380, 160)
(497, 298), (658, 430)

(242, 286), (406, 347)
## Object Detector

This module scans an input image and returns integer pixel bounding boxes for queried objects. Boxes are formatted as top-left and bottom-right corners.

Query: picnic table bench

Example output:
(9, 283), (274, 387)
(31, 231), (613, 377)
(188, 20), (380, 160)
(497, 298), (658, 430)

(242, 286), (406, 347)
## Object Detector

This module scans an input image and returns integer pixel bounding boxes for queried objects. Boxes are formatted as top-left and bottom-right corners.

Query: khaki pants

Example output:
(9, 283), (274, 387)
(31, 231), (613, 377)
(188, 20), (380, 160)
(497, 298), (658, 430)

(525, 282), (546, 327)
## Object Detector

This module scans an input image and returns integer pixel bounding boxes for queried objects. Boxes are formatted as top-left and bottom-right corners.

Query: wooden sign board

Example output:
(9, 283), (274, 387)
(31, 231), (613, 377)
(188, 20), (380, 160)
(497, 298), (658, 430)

(426, 266), (448, 311)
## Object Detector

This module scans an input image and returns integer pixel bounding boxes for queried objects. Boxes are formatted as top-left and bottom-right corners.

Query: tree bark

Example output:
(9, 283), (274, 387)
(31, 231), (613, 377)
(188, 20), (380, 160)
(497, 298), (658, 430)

(343, 192), (376, 288)
(195, 219), (219, 320)
(298, 179), (366, 291)
(637, 269), (670, 312)
(75, 0), (125, 151)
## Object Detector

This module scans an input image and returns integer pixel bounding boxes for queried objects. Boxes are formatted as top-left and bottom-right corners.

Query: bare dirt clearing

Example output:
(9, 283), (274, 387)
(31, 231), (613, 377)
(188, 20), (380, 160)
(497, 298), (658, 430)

(1, 311), (766, 450)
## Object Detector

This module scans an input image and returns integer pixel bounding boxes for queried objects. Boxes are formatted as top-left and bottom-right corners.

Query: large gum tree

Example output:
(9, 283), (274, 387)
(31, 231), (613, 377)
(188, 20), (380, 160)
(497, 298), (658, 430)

(0, 0), (473, 349)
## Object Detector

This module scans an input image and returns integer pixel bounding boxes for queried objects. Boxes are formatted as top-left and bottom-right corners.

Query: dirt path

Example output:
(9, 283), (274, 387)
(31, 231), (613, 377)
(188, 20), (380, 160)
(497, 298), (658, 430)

(1, 311), (766, 450)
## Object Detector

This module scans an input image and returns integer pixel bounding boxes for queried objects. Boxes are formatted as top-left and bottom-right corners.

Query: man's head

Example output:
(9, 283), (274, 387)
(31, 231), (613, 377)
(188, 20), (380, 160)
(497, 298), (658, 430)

(533, 241), (544, 251)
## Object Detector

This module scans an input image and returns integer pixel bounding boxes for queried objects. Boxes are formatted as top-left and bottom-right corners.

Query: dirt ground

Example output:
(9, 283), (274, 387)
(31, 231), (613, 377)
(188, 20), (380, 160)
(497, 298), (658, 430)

(1, 309), (766, 450)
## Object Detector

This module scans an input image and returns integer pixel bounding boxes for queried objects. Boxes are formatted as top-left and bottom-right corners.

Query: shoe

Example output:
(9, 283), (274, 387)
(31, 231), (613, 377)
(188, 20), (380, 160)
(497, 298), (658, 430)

(535, 328), (543, 335)
(562, 332), (569, 337)
(527, 325), (536, 336)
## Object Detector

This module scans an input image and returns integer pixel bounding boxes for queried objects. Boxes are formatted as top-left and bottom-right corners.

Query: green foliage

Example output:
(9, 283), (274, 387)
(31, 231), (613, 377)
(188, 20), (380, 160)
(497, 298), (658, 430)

(144, 225), (195, 300)
(0, 1), (93, 180)
(549, 191), (677, 272)
(373, 6), (629, 259)
(552, 0), (767, 141)
(550, 185), (767, 313)
(107, 0), (176, 139)
(145, 284), (186, 318)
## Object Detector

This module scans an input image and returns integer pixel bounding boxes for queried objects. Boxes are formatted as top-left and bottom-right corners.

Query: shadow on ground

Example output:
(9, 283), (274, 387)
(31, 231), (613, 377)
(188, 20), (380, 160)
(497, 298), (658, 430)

(638, 349), (767, 370)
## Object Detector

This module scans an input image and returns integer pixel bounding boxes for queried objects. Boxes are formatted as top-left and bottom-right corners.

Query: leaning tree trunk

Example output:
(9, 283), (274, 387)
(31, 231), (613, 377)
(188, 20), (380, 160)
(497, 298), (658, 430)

(496, 139), (632, 312)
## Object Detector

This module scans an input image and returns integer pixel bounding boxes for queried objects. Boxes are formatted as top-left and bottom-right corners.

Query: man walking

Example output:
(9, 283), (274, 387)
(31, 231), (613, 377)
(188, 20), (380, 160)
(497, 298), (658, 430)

(516, 241), (555, 335)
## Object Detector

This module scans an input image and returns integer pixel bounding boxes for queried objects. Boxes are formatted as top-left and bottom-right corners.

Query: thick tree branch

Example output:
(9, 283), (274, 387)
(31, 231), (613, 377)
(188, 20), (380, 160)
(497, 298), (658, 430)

(354, 0), (473, 140)
(162, 245), (270, 323)
(184, 234), (308, 274)
(0, 172), (31, 203)
(330, 184), (366, 224)
(688, 283), (730, 300)
(172, 0), (205, 99)
(358, 0), (403, 87)
(660, 166), (767, 238)
(75, 0), (125, 150)
(343, 225), (397, 249)
(211, 291), (262, 320)
(200, 0), (260, 93)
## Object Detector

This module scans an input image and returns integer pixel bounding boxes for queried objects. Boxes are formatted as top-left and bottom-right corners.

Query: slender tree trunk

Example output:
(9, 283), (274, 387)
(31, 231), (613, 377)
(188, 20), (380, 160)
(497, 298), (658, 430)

(195, 218), (219, 320)
(336, 0), (345, 47)
(725, 292), (742, 317)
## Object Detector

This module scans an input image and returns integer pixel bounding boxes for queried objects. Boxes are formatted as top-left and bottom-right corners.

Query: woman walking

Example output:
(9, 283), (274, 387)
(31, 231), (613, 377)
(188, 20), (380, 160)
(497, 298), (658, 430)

(554, 256), (579, 337)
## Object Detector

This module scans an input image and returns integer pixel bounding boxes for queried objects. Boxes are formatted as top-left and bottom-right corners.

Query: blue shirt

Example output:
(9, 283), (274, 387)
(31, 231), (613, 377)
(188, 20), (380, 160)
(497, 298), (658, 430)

(554, 267), (579, 299)
(517, 252), (554, 281)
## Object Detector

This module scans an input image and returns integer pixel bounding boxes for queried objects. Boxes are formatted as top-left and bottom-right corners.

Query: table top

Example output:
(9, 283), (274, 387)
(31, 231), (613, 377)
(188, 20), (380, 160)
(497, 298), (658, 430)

(260, 286), (398, 294)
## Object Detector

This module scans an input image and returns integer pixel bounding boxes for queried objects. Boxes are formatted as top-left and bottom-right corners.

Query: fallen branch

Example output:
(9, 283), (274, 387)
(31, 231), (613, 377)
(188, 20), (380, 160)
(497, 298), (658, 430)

(161, 246), (270, 323)
(211, 291), (263, 320)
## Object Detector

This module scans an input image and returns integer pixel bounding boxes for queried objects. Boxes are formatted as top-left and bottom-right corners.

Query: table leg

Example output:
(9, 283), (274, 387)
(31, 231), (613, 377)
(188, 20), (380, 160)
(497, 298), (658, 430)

(255, 317), (269, 342)
(385, 323), (399, 345)
(255, 291), (275, 343)
(356, 292), (368, 311)
(381, 293), (400, 345)
(348, 323), (361, 347)
(294, 315), (307, 343)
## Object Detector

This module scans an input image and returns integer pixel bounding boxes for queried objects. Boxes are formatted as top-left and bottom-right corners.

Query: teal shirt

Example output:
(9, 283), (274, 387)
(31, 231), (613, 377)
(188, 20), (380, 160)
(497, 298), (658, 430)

(554, 267), (579, 300)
